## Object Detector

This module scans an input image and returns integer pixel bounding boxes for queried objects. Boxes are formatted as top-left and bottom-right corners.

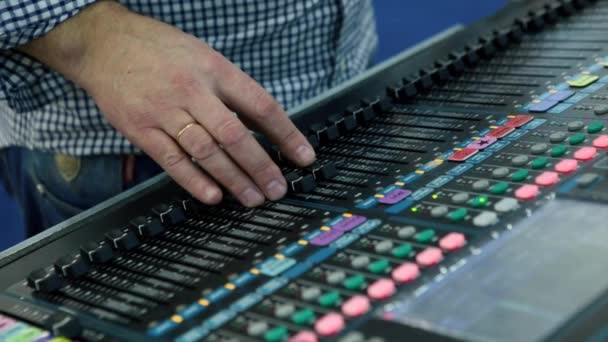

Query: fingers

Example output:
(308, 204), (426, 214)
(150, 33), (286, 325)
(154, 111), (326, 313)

(186, 97), (288, 203)
(214, 64), (316, 167)
(137, 128), (223, 205)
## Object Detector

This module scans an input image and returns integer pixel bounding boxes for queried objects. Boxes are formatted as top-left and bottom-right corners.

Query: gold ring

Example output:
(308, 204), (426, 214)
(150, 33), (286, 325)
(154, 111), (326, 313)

(176, 122), (197, 141)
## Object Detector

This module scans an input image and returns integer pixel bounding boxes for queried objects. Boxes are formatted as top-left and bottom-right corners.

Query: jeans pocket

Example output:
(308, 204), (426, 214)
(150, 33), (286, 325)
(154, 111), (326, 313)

(28, 151), (124, 220)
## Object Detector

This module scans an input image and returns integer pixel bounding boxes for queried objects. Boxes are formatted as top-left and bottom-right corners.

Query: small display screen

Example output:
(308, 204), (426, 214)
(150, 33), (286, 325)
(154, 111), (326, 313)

(382, 199), (608, 341)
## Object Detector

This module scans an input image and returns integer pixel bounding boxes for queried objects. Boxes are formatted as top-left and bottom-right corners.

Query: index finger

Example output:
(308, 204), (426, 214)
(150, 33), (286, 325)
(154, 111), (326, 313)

(215, 65), (316, 167)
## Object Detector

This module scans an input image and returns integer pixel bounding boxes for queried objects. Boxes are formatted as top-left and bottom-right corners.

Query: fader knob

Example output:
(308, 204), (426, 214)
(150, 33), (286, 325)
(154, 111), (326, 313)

(152, 203), (186, 225)
(47, 313), (82, 338)
(27, 268), (62, 293)
(131, 216), (164, 237)
(285, 172), (316, 193)
(308, 161), (338, 181)
(54, 254), (89, 278)
(80, 241), (113, 264)
(105, 228), (140, 251)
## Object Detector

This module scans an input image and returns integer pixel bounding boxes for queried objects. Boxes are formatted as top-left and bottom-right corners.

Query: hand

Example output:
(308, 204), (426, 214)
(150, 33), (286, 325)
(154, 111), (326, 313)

(18, 1), (316, 207)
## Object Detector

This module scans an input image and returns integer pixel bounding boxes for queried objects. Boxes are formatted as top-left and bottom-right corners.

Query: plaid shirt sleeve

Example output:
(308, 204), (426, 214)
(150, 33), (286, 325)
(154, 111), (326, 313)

(0, 0), (96, 50)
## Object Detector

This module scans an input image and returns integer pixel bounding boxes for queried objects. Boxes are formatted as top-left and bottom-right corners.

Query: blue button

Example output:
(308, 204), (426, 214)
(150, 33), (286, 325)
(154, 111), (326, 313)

(205, 309), (236, 330)
(259, 257), (297, 277)
(427, 175), (453, 188)
(306, 248), (337, 264)
(495, 117), (509, 125)
(179, 303), (207, 320)
(206, 287), (231, 303)
(280, 242), (306, 257)
(553, 82), (570, 90)
(326, 216), (344, 226)
(257, 277), (288, 295)
(230, 293), (263, 312)
(548, 102), (572, 114)
(447, 163), (474, 176)
(505, 129), (528, 140)
(529, 100), (558, 112)
(148, 320), (178, 337)
(599, 75), (608, 83)
(356, 197), (378, 209)
(438, 150), (455, 160)
(352, 219), (382, 235)
(283, 263), (312, 279)
(580, 82), (605, 93)
(385, 200), (415, 214)
(478, 128), (491, 136)
(458, 139), (474, 148)
(330, 233), (360, 249)
(176, 326), (210, 342)
(400, 173), (421, 184)
(486, 140), (510, 152)
(468, 152), (491, 164)
(380, 185), (399, 195)
(522, 119), (547, 130)
(564, 92), (589, 104)
(303, 230), (322, 241)
(411, 187), (433, 201)
(232, 272), (257, 287)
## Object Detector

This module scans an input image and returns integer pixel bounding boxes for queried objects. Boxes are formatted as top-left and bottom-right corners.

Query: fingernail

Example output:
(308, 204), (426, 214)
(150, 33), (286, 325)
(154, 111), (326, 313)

(295, 145), (316, 164)
(265, 179), (287, 201)
(205, 187), (222, 204)
(240, 187), (265, 207)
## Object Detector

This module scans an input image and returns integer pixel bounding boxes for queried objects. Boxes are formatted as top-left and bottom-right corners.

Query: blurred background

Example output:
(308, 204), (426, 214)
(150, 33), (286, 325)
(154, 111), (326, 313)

(0, 0), (506, 251)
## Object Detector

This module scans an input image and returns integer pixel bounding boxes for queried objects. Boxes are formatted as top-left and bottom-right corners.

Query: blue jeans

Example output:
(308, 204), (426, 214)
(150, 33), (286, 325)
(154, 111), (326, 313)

(0, 147), (162, 237)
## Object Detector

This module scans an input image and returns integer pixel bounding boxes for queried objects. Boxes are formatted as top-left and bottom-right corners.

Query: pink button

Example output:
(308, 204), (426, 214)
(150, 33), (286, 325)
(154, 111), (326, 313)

(341, 295), (371, 318)
(574, 146), (597, 161)
(289, 331), (318, 342)
(391, 262), (420, 284)
(554, 159), (578, 173)
(535, 171), (560, 187)
(593, 135), (608, 149)
(415, 247), (443, 267)
(0, 316), (16, 333)
(439, 233), (466, 251)
(366, 278), (396, 300)
(514, 184), (539, 200)
(314, 313), (345, 337)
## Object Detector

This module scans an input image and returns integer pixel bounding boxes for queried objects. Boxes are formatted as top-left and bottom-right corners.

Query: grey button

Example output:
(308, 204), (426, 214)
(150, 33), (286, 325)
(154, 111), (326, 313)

(452, 192), (470, 203)
(568, 121), (585, 131)
(339, 332), (366, 342)
(492, 167), (510, 179)
(374, 240), (394, 254)
(274, 303), (295, 318)
(472, 180), (490, 191)
(576, 173), (600, 188)
(511, 155), (529, 166)
(397, 226), (416, 239)
(594, 105), (608, 116)
(301, 287), (322, 301)
(351, 255), (370, 269)
(493, 198), (520, 213)
(549, 132), (568, 143)
(530, 143), (549, 154)
(247, 321), (269, 336)
(472, 211), (499, 227)
(326, 271), (346, 285)
(430, 205), (449, 218)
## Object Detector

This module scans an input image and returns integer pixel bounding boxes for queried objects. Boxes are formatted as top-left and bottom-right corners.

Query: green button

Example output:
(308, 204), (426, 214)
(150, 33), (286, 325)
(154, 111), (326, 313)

(531, 156), (548, 169)
(343, 274), (366, 290)
(265, 326), (289, 342)
(318, 291), (341, 307)
(392, 244), (413, 258)
(588, 122), (605, 134)
(550, 145), (568, 157)
(511, 169), (529, 181)
(469, 195), (489, 208)
(368, 259), (391, 274)
(414, 229), (436, 243)
(490, 182), (509, 195)
(449, 208), (468, 222)
(569, 133), (586, 145)
(291, 308), (315, 325)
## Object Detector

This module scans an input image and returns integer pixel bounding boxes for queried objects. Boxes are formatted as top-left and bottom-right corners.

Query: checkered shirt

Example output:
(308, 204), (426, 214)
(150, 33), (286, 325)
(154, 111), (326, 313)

(0, 0), (377, 155)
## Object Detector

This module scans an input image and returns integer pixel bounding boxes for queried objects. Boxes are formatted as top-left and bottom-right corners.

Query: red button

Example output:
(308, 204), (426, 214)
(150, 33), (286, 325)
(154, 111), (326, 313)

(535, 171), (560, 187)
(415, 247), (443, 267)
(439, 233), (467, 251)
(449, 148), (478, 162)
(593, 135), (608, 149)
(391, 262), (420, 284)
(574, 146), (597, 161)
(341, 295), (371, 318)
(515, 184), (539, 200)
(289, 331), (318, 342)
(366, 279), (396, 300)
(504, 115), (534, 128)
(314, 313), (344, 337)
(487, 126), (515, 139)
(554, 159), (578, 173)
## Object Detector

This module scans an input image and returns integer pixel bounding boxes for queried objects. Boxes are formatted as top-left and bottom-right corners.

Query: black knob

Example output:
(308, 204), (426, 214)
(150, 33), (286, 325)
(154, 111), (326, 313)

(27, 268), (62, 292)
(310, 123), (339, 143)
(308, 161), (338, 181)
(131, 216), (164, 237)
(327, 114), (355, 134)
(152, 203), (186, 225)
(105, 228), (140, 251)
(509, 25), (523, 42)
(306, 134), (320, 149)
(398, 80), (418, 98)
(47, 313), (82, 338)
(361, 97), (384, 113)
(346, 105), (375, 123)
(54, 254), (89, 278)
(558, 1), (576, 16)
(492, 29), (510, 49)
(80, 241), (113, 264)
(285, 172), (316, 193)
(448, 52), (466, 75)
(463, 46), (480, 66)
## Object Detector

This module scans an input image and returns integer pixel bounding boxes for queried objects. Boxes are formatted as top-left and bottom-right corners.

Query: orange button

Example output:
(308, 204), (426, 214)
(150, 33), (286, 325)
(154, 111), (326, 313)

(593, 135), (608, 149)
(439, 232), (466, 251)
(415, 247), (443, 267)
(366, 278), (396, 300)
(535, 171), (560, 187)
(574, 146), (597, 161)
(391, 262), (420, 284)
(554, 159), (578, 173)
(515, 184), (539, 200)
(341, 295), (371, 318)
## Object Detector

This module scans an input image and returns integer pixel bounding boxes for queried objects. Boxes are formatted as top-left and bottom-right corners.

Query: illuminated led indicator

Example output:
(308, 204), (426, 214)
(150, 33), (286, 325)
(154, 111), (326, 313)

(395, 182), (405, 186)
(453, 147), (462, 151)
(225, 283), (236, 290)
(431, 194), (439, 199)
(171, 315), (184, 324)
(549, 89), (558, 94)
(250, 268), (261, 275)
(321, 226), (331, 231)
(411, 207), (419, 213)
(343, 213), (353, 218)
(434, 159), (444, 164)
(415, 170), (425, 175)
(275, 254), (285, 260)
(507, 115), (516, 118)
(532, 99), (541, 104)
(198, 299), (210, 306)
(374, 194), (384, 199)
(490, 126), (498, 129)
(298, 240), (308, 246)
(583, 70), (591, 75)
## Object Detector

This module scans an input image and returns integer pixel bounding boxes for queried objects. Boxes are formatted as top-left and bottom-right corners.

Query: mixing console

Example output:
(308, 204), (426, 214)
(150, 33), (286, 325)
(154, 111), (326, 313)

(2, 0), (608, 341)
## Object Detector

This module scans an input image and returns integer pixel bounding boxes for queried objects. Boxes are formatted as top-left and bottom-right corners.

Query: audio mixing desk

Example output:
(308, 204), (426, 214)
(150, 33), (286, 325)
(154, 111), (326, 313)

(2, 0), (608, 341)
